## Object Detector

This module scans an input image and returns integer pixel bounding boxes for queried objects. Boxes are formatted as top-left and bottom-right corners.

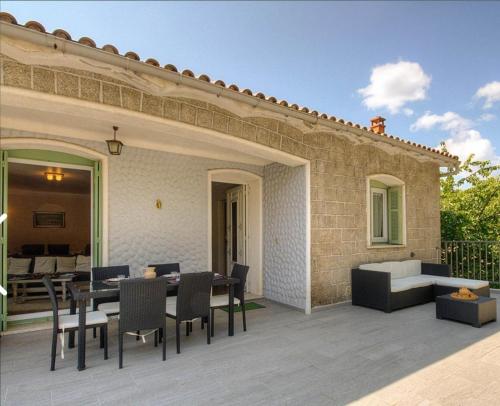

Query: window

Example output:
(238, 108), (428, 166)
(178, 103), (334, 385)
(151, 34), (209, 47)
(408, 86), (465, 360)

(367, 175), (405, 246)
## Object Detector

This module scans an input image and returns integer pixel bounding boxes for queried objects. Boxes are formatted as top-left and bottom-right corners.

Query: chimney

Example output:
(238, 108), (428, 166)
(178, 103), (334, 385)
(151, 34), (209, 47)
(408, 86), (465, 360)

(370, 116), (386, 134)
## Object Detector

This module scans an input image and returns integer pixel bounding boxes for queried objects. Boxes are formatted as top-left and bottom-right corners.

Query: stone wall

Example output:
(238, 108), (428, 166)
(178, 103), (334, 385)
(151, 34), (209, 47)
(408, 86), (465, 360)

(0, 53), (442, 307)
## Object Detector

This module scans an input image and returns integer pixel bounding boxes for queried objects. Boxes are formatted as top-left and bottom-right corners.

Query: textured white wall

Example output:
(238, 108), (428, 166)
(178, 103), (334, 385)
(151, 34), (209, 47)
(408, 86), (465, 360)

(263, 163), (308, 309)
(2, 131), (263, 276)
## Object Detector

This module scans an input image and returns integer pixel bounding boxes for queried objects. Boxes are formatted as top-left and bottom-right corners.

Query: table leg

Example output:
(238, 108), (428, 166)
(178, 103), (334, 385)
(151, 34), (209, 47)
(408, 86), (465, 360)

(77, 299), (87, 371)
(228, 284), (234, 336)
(69, 298), (76, 348)
(62, 282), (67, 303)
(12, 283), (18, 303)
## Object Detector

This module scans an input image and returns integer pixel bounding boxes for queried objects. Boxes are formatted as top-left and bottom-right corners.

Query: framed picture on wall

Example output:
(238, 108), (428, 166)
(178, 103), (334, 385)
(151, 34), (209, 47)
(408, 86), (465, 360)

(33, 211), (65, 228)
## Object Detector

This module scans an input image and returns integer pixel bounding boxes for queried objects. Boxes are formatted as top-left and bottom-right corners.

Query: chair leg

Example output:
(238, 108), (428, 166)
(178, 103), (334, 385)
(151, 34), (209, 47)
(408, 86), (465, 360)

(207, 313), (211, 345)
(162, 323), (167, 361)
(103, 325), (108, 360)
(154, 330), (158, 347)
(211, 308), (215, 337)
(190, 322), (193, 333)
(186, 322), (190, 337)
(159, 327), (163, 343)
(176, 321), (181, 354)
(242, 302), (247, 332)
(119, 333), (124, 369)
(100, 326), (104, 349)
(50, 330), (57, 371)
(136, 330), (140, 341)
(93, 327), (96, 339)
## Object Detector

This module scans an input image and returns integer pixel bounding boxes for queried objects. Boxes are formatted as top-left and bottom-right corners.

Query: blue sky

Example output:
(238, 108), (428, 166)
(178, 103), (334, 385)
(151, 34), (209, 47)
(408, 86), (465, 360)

(2, 1), (499, 162)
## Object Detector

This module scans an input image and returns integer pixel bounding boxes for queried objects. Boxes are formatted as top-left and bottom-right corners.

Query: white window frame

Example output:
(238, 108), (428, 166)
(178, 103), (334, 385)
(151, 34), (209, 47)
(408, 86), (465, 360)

(366, 174), (407, 249)
(370, 187), (388, 243)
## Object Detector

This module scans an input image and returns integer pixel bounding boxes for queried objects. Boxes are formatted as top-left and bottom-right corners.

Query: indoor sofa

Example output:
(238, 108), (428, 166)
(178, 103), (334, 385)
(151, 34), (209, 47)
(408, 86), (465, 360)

(351, 260), (490, 313)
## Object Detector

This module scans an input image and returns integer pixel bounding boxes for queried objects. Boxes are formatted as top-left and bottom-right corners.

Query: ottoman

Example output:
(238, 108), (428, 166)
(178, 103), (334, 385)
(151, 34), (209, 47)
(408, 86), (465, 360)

(436, 294), (496, 328)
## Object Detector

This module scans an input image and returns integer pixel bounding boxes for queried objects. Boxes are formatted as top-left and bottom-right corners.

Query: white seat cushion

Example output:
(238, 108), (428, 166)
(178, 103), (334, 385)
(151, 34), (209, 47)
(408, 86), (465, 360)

(59, 311), (108, 329)
(433, 276), (489, 290)
(211, 295), (241, 308)
(97, 302), (120, 315)
(391, 276), (435, 293)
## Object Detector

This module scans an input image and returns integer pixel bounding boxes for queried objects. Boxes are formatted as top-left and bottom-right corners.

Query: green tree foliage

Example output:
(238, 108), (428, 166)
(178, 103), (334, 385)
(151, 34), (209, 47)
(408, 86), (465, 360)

(440, 150), (500, 241)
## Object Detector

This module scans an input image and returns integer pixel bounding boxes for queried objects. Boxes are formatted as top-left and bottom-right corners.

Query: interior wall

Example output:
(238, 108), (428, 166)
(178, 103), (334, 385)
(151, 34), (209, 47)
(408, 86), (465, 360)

(263, 163), (308, 309)
(8, 188), (91, 255)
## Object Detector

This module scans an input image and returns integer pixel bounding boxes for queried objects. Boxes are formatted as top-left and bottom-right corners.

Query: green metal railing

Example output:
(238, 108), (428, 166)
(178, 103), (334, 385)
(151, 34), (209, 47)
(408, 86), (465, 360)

(441, 241), (500, 289)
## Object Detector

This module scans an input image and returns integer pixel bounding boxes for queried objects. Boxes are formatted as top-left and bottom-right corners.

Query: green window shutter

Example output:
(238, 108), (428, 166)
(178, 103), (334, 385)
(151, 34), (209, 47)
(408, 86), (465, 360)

(388, 187), (402, 244)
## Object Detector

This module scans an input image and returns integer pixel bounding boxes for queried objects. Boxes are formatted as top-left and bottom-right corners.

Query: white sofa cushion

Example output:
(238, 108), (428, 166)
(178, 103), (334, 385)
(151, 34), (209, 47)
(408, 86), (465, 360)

(56, 256), (76, 273)
(433, 276), (489, 290)
(391, 276), (435, 293)
(75, 255), (91, 273)
(359, 261), (421, 280)
(7, 257), (31, 275)
(402, 260), (422, 278)
(34, 257), (56, 274)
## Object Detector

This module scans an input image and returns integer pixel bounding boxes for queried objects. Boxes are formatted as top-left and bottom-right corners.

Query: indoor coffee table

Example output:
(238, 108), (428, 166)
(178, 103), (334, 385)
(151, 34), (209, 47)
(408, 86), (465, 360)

(8, 275), (75, 303)
(436, 294), (497, 328)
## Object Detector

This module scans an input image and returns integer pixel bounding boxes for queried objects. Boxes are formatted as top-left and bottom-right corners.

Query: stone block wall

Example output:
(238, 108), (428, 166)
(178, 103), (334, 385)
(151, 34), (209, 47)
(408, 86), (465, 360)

(0, 52), (442, 307)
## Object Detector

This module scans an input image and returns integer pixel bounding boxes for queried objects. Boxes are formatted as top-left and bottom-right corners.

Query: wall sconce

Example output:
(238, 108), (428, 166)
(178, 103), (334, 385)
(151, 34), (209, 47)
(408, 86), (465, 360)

(106, 125), (124, 155)
(155, 199), (162, 209)
(45, 172), (64, 181)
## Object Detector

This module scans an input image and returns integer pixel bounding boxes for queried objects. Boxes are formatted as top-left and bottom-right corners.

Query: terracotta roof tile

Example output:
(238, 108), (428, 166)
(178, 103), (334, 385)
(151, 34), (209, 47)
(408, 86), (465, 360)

(78, 37), (96, 47)
(145, 58), (160, 67)
(0, 12), (17, 24)
(25, 20), (45, 33)
(198, 74), (211, 82)
(124, 51), (140, 61)
(164, 64), (178, 72)
(52, 29), (71, 40)
(181, 69), (194, 77)
(102, 44), (119, 54)
(0, 12), (459, 161)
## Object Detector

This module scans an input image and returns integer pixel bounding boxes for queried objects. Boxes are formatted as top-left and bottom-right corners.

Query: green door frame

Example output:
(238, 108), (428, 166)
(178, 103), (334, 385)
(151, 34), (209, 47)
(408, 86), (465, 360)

(0, 149), (102, 331)
(1, 150), (8, 331)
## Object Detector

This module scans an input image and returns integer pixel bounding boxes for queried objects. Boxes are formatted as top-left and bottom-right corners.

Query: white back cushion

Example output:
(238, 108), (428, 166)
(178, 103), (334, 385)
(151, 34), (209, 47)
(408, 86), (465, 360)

(7, 257), (31, 274)
(359, 261), (417, 279)
(402, 260), (422, 277)
(34, 257), (56, 274)
(75, 255), (91, 273)
(57, 256), (76, 273)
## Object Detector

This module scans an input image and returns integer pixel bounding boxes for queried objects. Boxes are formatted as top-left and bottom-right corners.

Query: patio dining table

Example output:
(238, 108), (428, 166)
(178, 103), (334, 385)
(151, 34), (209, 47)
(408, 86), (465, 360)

(67, 275), (239, 371)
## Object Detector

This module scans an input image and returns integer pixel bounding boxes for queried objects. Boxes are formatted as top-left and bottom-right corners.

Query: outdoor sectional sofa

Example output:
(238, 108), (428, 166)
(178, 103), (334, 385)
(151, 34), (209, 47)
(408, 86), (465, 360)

(351, 260), (490, 313)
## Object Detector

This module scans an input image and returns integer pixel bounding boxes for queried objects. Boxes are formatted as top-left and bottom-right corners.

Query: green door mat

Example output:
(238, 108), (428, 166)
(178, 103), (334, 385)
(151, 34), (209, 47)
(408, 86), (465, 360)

(220, 302), (266, 313)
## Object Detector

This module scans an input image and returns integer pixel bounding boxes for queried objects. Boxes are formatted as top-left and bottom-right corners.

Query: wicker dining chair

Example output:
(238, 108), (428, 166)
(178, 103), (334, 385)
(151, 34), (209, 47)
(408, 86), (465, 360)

(42, 276), (108, 371)
(148, 263), (180, 277)
(210, 264), (250, 337)
(166, 272), (213, 354)
(118, 278), (168, 368)
(91, 265), (130, 338)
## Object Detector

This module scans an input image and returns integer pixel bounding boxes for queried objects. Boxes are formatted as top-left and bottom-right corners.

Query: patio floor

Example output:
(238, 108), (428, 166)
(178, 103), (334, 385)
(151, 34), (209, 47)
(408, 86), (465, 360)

(1, 294), (499, 406)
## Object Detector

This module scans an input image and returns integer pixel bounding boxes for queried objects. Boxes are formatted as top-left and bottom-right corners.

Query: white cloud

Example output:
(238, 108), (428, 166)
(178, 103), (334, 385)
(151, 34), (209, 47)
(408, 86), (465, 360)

(475, 81), (500, 109)
(403, 108), (414, 117)
(358, 61), (431, 114)
(411, 111), (498, 162)
(479, 113), (496, 122)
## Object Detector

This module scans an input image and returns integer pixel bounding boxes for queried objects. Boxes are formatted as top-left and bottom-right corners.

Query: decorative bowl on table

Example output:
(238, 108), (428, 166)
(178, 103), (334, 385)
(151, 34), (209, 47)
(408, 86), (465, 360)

(450, 287), (478, 301)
